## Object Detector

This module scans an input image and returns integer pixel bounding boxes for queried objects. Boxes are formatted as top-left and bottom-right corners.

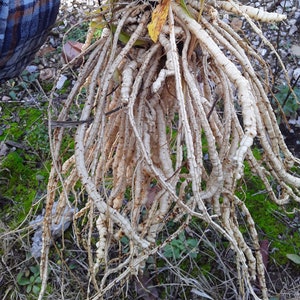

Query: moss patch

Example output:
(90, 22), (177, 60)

(237, 160), (300, 265)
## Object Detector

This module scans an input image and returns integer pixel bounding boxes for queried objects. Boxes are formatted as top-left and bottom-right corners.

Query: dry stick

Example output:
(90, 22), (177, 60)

(126, 60), (215, 225)
(208, 18), (286, 164)
(215, 71), (233, 163)
(216, 17), (272, 89)
(82, 37), (113, 155)
(125, 42), (179, 232)
(75, 123), (151, 248)
(88, 9), (150, 149)
(234, 195), (267, 295)
(185, 24), (265, 300)
(172, 9), (258, 296)
(94, 223), (189, 300)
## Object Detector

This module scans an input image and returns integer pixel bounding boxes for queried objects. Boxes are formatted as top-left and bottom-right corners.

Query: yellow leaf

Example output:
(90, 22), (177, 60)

(147, 0), (171, 43)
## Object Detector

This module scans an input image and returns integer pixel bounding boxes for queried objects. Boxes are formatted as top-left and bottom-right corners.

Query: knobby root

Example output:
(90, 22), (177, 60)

(39, 1), (298, 299)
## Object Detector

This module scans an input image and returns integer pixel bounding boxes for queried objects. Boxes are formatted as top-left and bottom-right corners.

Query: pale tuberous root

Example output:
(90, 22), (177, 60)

(40, 1), (298, 299)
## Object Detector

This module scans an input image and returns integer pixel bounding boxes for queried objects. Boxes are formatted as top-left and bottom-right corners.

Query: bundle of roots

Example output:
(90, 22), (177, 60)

(40, 0), (299, 299)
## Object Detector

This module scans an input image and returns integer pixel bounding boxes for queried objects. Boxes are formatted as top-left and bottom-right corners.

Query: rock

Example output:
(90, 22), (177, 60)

(293, 68), (300, 80)
(291, 45), (300, 57)
(56, 74), (68, 89)
(26, 65), (38, 73)
(259, 48), (267, 56)
(1, 95), (11, 101)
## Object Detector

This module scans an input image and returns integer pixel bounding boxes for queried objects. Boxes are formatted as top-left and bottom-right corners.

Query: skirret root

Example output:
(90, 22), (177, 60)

(40, 1), (297, 299)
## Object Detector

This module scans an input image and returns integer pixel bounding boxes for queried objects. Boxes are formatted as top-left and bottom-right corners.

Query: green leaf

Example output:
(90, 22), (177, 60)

(174, 248), (181, 258)
(189, 250), (198, 259)
(171, 239), (185, 250)
(9, 90), (17, 100)
(187, 238), (198, 248)
(110, 25), (148, 47)
(29, 265), (39, 275)
(17, 276), (31, 286)
(163, 244), (174, 258)
(26, 285), (32, 293)
(69, 263), (76, 270)
(178, 232), (186, 241)
(179, 0), (192, 17)
(32, 285), (41, 295)
(35, 276), (42, 284)
(286, 253), (300, 264)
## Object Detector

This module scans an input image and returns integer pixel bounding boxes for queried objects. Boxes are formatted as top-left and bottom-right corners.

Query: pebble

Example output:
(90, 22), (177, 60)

(56, 75), (68, 89)
(293, 68), (300, 80)
(1, 96), (11, 102)
(26, 65), (38, 73)
(259, 48), (267, 56)
(291, 45), (300, 57)
(280, 0), (293, 7)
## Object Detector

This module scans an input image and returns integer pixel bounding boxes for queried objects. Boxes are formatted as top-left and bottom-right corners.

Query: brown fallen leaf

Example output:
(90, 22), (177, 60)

(39, 68), (56, 81)
(37, 45), (56, 57)
(62, 40), (84, 66)
(0, 141), (10, 157)
(230, 17), (243, 32)
(135, 272), (159, 300)
(260, 239), (269, 270)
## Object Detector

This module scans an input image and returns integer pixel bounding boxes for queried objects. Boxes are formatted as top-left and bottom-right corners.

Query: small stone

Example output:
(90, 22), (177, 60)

(288, 19), (297, 26)
(291, 45), (300, 57)
(280, 0), (293, 7)
(289, 25), (298, 35)
(56, 74), (68, 90)
(1, 95), (11, 101)
(259, 48), (267, 56)
(36, 174), (45, 181)
(26, 65), (38, 73)
(293, 68), (300, 80)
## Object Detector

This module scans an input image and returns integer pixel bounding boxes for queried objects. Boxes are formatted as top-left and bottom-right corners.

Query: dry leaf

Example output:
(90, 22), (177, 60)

(0, 141), (9, 157)
(39, 68), (55, 81)
(37, 46), (55, 57)
(260, 239), (269, 270)
(62, 40), (84, 66)
(230, 17), (243, 32)
(147, 0), (171, 43)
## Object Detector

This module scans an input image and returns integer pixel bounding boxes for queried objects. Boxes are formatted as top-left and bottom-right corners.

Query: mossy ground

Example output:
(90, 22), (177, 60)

(236, 158), (300, 266)
(0, 101), (50, 226)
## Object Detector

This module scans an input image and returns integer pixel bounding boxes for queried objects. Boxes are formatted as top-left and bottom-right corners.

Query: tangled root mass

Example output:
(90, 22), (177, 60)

(40, 1), (299, 299)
